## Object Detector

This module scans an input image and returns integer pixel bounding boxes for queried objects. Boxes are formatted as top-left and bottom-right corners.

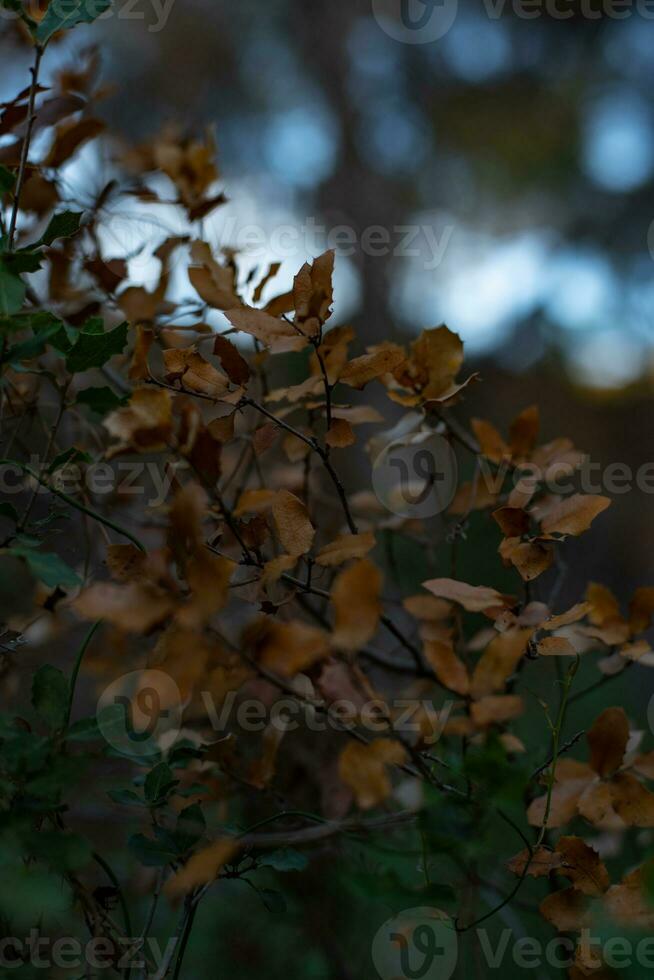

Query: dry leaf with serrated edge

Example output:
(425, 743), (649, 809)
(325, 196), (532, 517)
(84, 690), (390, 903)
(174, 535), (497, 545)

(272, 490), (314, 557)
(507, 846), (561, 878)
(339, 348), (405, 390)
(332, 559), (382, 652)
(338, 739), (407, 809)
(315, 532), (376, 567)
(555, 837), (610, 895)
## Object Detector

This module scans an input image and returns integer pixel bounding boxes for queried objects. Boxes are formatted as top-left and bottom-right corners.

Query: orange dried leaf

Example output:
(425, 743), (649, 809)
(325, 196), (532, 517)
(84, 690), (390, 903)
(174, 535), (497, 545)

(338, 738), (407, 809)
(272, 490), (315, 557)
(332, 559), (382, 652)
(540, 494), (611, 537)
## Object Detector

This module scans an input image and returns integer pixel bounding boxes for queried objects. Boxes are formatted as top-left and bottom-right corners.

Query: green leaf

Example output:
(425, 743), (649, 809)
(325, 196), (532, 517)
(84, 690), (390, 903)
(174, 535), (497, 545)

(5, 251), (42, 275)
(0, 165), (16, 196)
(128, 832), (178, 867)
(36, 211), (84, 247)
(48, 446), (92, 474)
(258, 848), (308, 872)
(0, 259), (25, 316)
(36, 0), (113, 45)
(32, 665), (70, 732)
(257, 888), (287, 913)
(9, 547), (81, 589)
(174, 803), (206, 852)
(76, 385), (127, 416)
(0, 310), (64, 334)
(144, 762), (178, 805)
(107, 788), (147, 807)
(0, 501), (18, 523)
(26, 829), (92, 871)
(65, 319), (128, 373)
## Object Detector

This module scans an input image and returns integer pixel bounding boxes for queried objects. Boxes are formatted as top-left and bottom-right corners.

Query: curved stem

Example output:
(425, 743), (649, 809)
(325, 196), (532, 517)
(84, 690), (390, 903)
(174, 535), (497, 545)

(65, 620), (101, 729)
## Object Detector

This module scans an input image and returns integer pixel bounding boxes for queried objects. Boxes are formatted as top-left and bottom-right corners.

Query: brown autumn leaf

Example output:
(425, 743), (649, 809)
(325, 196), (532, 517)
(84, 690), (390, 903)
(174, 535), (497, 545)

(603, 867), (654, 929)
(471, 418), (510, 463)
(470, 628), (531, 699)
(326, 418), (355, 448)
(587, 707), (629, 777)
(106, 543), (146, 582)
(338, 738), (407, 810)
(540, 494), (611, 537)
(492, 506), (531, 538)
(73, 581), (176, 633)
(422, 578), (511, 614)
(507, 846), (562, 879)
(509, 405), (540, 459)
(555, 836), (610, 896)
(470, 695), (524, 727)
(499, 538), (554, 582)
(176, 551), (234, 629)
(540, 888), (592, 932)
(332, 559), (382, 652)
(610, 772), (654, 827)
(260, 554), (297, 587)
(293, 249), (334, 336)
(272, 490), (315, 557)
(423, 640), (469, 696)
(248, 720), (287, 789)
(254, 620), (331, 677)
(403, 593), (452, 621)
(536, 636), (578, 657)
(163, 348), (230, 400)
(212, 334), (251, 386)
(629, 587), (654, 634)
(234, 488), (277, 516)
(339, 348), (406, 390)
(314, 532), (376, 567)
(225, 307), (308, 353)
(164, 839), (240, 900)
(104, 387), (173, 457)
